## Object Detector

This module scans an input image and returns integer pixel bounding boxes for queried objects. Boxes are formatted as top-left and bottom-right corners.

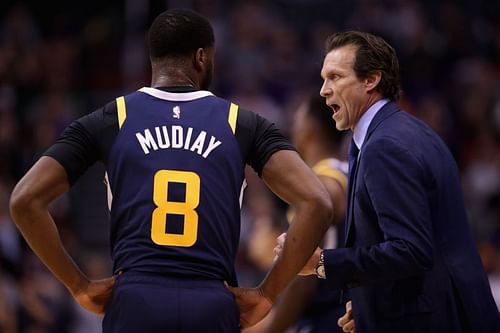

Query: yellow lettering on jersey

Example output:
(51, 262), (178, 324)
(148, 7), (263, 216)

(228, 103), (239, 134)
(116, 96), (127, 129)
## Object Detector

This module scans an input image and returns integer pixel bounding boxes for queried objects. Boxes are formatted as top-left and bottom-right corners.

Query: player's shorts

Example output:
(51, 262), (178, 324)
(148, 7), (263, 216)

(102, 271), (240, 333)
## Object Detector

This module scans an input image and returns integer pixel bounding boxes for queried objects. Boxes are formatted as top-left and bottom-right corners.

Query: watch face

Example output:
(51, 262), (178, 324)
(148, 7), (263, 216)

(317, 265), (326, 279)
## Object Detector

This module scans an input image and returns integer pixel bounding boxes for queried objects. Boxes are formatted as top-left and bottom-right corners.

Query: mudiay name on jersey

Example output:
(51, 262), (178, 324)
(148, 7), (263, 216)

(136, 125), (222, 158)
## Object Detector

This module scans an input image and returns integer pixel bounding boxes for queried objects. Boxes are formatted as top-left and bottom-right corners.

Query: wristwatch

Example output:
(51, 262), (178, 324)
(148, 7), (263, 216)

(315, 251), (326, 279)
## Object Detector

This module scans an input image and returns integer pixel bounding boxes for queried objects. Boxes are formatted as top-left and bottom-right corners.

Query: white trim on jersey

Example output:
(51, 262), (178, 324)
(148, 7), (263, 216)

(104, 172), (113, 211)
(239, 179), (247, 209)
(139, 87), (214, 101)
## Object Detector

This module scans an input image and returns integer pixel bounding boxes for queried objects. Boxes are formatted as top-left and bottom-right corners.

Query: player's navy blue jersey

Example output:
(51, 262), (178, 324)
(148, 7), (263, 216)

(44, 86), (295, 286)
(107, 88), (244, 284)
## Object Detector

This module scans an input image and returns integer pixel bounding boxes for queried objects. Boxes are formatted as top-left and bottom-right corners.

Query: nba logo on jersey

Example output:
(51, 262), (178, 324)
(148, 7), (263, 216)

(173, 106), (181, 119)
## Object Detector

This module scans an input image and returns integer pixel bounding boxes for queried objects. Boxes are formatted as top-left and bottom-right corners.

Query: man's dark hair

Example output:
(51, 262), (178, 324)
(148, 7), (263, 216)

(148, 9), (214, 60)
(306, 95), (345, 149)
(325, 31), (401, 101)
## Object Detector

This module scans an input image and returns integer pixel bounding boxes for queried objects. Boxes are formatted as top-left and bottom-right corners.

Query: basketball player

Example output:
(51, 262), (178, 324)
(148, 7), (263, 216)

(9, 9), (332, 333)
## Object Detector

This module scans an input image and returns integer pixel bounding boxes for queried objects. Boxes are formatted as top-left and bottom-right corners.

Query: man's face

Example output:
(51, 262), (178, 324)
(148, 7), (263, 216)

(319, 45), (371, 131)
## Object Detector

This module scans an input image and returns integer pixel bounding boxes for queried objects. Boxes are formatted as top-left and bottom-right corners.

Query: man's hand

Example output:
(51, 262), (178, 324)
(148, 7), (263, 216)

(73, 276), (116, 315)
(226, 284), (273, 329)
(274, 233), (322, 276)
(338, 301), (356, 333)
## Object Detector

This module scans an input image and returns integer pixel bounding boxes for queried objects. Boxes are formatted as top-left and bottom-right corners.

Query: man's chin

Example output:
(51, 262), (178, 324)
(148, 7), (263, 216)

(334, 121), (349, 131)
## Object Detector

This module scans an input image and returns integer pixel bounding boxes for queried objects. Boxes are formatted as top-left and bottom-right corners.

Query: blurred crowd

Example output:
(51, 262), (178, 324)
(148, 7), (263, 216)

(0, 0), (499, 332)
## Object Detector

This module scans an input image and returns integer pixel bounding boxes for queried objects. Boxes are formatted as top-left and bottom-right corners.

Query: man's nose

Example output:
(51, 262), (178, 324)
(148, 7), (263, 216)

(320, 81), (331, 97)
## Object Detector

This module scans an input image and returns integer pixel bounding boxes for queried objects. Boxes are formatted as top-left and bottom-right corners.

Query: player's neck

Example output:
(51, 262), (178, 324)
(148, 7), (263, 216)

(151, 72), (198, 89)
(151, 60), (200, 89)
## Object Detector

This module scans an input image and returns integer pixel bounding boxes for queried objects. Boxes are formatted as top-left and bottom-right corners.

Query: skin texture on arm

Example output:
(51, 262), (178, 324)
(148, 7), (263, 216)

(9, 156), (115, 315)
(261, 276), (319, 333)
(263, 175), (346, 333)
(229, 150), (333, 328)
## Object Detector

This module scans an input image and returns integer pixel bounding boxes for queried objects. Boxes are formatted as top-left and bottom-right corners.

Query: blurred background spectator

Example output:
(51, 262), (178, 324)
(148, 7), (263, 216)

(0, 0), (499, 331)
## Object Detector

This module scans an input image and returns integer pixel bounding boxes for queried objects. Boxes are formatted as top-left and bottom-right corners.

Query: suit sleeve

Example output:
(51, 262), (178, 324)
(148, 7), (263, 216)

(323, 138), (433, 289)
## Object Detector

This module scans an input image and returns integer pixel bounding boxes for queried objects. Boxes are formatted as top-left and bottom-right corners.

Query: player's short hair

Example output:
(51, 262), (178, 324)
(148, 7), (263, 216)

(325, 31), (401, 101)
(306, 95), (345, 147)
(148, 9), (214, 60)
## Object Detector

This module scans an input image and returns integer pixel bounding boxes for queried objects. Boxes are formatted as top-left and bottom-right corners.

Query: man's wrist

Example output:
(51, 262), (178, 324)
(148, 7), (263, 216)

(315, 250), (326, 279)
(69, 274), (90, 296)
(258, 281), (278, 303)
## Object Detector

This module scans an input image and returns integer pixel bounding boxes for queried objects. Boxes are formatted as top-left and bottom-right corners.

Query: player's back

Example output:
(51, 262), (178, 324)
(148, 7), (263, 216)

(106, 87), (245, 285)
(96, 86), (294, 333)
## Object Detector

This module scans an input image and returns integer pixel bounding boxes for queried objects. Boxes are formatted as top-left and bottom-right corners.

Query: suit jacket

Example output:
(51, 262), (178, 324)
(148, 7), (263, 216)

(323, 102), (500, 332)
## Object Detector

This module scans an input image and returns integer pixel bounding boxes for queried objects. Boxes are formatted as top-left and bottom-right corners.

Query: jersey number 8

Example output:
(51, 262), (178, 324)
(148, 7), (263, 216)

(151, 170), (200, 247)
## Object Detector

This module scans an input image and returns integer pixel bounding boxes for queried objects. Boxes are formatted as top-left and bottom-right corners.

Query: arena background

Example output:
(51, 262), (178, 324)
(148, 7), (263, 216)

(0, 0), (499, 332)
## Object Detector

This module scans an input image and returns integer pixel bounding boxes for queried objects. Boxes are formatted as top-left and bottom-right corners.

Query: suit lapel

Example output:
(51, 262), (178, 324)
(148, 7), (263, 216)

(344, 101), (400, 245)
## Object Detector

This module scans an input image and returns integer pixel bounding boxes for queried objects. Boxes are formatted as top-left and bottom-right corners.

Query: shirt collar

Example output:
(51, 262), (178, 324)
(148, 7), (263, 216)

(352, 98), (389, 149)
(156, 85), (199, 93)
(139, 87), (213, 101)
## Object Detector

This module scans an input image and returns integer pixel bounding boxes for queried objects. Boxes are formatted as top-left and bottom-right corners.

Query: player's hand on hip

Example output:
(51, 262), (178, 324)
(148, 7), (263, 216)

(338, 300), (356, 333)
(73, 276), (116, 315)
(225, 284), (273, 329)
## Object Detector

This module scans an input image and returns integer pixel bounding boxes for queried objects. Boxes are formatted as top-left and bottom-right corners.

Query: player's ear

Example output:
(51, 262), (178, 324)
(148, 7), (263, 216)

(364, 70), (382, 93)
(193, 47), (206, 72)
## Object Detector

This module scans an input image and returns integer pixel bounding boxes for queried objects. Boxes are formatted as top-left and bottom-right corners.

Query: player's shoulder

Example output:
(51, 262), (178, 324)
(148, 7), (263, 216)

(101, 99), (118, 116)
(69, 99), (119, 139)
(209, 96), (261, 130)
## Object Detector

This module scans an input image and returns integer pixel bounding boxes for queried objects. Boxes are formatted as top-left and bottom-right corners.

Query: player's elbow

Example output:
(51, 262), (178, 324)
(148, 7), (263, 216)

(9, 181), (39, 224)
(307, 187), (334, 228)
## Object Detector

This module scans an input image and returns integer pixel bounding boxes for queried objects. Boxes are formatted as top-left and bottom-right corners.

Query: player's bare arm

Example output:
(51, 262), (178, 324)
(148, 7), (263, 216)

(229, 150), (333, 328)
(261, 174), (347, 332)
(261, 276), (319, 333)
(9, 156), (115, 315)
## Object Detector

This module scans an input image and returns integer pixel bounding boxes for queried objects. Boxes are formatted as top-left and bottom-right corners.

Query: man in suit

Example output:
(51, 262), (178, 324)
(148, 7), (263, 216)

(238, 31), (500, 332)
